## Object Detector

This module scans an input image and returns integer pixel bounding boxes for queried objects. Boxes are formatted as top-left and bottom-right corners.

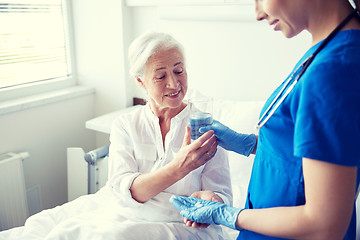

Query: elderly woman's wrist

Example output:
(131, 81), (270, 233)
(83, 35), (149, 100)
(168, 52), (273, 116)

(166, 161), (190, 180)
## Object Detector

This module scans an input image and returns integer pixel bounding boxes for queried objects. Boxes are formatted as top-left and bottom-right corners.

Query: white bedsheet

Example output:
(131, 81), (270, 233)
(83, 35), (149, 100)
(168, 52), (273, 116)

(0, 187), (239, 240)
(1, 95), (264, 240)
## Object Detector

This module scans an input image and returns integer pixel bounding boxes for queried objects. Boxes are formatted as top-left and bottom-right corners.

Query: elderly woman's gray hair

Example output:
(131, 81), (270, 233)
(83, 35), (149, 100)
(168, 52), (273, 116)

(128, 31), (185, 78)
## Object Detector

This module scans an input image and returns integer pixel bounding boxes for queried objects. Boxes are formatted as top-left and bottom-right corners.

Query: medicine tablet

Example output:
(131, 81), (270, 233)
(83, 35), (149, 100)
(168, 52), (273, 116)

(195, 202), (203, 208)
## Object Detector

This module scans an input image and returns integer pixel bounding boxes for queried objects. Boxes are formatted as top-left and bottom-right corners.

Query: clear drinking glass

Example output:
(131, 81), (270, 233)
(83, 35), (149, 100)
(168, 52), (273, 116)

(188, 97), (213, 140)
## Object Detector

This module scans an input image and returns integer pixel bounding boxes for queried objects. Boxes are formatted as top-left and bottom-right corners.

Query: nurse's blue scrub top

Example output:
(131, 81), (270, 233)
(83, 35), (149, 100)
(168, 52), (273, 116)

(237, 30), (360, 240)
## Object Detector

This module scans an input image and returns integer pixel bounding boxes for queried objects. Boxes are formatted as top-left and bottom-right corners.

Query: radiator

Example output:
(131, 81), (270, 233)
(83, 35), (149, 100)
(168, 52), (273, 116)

(67, 146), (108, 202)
(0, 152), (29, 231)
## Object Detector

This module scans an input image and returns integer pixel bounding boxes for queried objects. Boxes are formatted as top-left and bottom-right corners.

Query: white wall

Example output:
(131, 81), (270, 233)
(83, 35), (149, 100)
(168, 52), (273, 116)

(71, 0), (129, 115)
(0, 0), (130, 215)
(0, 0), (132, 216)
(0, 94), (95, 214)
(71, 0), (132, 147)
(124, 3), (312, 102)
(0, 0), (314, 218)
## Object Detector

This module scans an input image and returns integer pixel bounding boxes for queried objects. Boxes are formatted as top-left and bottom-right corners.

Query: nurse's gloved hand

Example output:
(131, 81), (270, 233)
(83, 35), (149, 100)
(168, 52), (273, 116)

(170, 195), (242, 230)
(199, 120), (256, 156)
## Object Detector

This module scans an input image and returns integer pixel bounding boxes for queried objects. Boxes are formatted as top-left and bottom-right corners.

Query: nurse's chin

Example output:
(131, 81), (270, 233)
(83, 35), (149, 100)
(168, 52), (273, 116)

(281, 27), (303, 39)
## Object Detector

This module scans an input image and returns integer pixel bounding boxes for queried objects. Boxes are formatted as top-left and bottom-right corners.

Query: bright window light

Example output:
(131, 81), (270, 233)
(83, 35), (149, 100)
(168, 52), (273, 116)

(0, 0), (72, 89)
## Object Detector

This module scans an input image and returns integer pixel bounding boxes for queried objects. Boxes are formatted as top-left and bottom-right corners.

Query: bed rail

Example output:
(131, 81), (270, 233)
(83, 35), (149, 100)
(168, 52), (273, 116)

(84, 146), (109, 194)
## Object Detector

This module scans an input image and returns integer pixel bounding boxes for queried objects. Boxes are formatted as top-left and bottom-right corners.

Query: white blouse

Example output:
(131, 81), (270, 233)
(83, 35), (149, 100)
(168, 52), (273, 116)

(107, 103), (233, 223)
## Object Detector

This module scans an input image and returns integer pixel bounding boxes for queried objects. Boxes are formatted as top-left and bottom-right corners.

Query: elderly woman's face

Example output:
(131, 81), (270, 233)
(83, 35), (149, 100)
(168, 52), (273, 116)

(141, 47), (187, 109)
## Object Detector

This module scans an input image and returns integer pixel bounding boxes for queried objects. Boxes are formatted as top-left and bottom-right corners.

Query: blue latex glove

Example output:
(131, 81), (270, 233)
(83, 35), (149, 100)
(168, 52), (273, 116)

(170, 195), (242, 230)
(199, 120), (256, 156)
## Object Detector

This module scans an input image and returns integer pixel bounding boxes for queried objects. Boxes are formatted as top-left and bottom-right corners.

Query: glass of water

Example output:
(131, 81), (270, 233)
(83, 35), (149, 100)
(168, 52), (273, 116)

(188, 97), (213, 140)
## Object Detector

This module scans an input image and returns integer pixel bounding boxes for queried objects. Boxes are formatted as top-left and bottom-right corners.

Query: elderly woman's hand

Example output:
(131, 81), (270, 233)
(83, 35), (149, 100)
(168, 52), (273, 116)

(172, 126), (218, 178)
(183, 191), (224, 229)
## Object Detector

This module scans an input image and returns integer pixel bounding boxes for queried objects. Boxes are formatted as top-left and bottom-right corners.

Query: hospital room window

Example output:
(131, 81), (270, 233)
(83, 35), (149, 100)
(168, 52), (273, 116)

(0, 0), (73, 97)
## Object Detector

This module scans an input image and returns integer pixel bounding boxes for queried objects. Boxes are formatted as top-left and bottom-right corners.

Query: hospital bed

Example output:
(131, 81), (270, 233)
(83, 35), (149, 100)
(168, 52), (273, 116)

(0, 91), (359, 240)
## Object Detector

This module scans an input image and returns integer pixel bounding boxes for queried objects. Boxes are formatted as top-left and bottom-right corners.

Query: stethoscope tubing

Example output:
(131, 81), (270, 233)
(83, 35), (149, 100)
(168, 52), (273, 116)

(256, 57), (310, 130)
(255, 9), (359, 130)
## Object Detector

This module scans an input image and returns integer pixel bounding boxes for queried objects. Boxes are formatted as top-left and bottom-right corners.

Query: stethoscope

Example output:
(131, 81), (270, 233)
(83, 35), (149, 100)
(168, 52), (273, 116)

(256, 9), (360, 130)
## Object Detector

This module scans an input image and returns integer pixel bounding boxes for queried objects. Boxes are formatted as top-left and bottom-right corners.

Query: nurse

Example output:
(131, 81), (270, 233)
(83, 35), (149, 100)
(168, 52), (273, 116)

(171, 0), (360, 239)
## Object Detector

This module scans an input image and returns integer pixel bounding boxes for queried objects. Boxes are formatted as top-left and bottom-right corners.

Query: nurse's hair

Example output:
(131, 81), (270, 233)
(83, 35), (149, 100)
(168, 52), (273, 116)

(128, 31), (185, 78)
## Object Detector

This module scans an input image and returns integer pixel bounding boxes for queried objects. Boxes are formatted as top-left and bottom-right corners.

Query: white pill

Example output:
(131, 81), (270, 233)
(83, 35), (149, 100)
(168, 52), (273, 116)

(195, 202), (203, 208)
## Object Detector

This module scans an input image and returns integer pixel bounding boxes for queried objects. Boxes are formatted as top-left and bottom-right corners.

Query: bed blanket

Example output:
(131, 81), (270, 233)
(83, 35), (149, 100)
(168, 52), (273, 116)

(0, 96), (265, 240)
(0, 187), (237, 240)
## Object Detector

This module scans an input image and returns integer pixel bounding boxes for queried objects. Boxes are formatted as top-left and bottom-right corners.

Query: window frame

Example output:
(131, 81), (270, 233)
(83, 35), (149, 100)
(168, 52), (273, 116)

(0, 0), (76, 103)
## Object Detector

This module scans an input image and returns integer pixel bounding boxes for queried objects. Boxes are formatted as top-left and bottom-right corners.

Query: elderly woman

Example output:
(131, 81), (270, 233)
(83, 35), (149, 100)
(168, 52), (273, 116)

(105, 31), (232, 239)
(0, 31), (232, 240)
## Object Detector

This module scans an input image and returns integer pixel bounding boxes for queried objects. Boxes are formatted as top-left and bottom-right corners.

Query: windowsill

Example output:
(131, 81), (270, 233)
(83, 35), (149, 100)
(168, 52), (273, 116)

(0, 86), (95, 116)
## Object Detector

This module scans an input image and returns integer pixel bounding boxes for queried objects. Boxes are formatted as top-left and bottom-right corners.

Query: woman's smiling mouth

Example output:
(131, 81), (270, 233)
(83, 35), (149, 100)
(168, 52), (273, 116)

(166, 89), (181, 97)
